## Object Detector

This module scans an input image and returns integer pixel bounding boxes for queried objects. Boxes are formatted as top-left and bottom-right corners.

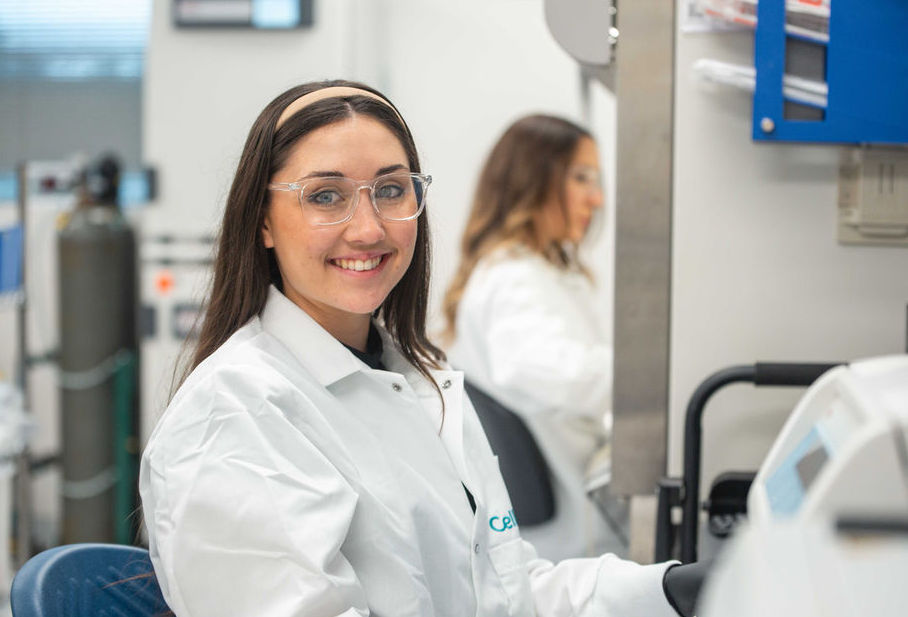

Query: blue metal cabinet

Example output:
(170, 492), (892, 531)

(753, 0), (908, 144)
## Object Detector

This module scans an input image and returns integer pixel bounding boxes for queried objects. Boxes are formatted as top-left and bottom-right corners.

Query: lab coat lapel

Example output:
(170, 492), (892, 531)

(432, 369), (469, 492)
(377, 328), (473, 497)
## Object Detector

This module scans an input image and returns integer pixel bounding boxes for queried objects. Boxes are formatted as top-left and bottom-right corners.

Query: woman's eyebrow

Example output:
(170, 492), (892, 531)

(299, 170), (344, 179)
(295, 164), (407, 181)
(375, 164), (407, 176)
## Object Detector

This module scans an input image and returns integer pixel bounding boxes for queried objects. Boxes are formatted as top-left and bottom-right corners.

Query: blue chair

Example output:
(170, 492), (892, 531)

(10, 543), (171, 617)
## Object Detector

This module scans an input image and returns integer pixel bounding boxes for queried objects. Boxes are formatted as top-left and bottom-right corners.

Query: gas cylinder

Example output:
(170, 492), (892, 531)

(57, 155), (138, 543)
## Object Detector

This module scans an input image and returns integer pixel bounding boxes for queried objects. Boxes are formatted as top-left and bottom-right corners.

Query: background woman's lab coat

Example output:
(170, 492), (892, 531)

(449, 246), (618, 561)
(140, 286), (674, 617)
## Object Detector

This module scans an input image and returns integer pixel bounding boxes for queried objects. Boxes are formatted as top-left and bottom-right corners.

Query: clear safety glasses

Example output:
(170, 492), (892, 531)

(568, 165), (604, 196)
(268, 171), (432, 226)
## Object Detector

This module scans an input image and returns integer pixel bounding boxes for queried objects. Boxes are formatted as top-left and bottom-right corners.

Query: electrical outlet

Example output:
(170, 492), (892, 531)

(838, 146), (908, 246)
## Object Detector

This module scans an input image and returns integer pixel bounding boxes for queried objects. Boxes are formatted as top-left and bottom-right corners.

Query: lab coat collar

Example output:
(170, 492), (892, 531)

(375, 326), (426, 386)
(259, 286), (439, 391)
(260, 285), (366, 386)
(374, 325), (447, 397)
(260, 287), (472, 493)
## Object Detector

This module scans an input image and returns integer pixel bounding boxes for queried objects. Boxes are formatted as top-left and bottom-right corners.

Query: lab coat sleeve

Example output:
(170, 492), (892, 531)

(141, 386), (367, 617)
(522, 541), (679, 617)
(478, 260), (612, 419)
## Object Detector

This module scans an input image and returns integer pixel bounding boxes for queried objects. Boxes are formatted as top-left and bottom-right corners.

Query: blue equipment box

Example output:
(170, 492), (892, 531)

(753, 0), (908, 144)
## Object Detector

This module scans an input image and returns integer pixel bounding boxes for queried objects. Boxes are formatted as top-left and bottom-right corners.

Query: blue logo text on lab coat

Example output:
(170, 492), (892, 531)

(489, 509), (518, 532)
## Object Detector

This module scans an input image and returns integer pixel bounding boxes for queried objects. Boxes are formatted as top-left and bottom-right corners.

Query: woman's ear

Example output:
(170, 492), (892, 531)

(261, 213), (275, 248)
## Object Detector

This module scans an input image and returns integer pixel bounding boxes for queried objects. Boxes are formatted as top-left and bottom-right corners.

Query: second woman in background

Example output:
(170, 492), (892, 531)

(443, 114), (616, 562)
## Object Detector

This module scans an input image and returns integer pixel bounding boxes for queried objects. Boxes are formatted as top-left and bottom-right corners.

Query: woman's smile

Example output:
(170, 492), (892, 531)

(329, 252), (390, 273)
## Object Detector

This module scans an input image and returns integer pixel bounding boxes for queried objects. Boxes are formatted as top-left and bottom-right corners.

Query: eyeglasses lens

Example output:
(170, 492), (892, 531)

(300, 173), (427, 224)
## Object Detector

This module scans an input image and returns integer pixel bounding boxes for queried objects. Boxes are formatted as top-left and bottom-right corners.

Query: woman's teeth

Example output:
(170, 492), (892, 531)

(334, 256), (382, 272)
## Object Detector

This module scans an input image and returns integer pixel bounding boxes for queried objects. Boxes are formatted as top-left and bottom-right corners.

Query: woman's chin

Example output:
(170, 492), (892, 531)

(339, 299), (385, 317)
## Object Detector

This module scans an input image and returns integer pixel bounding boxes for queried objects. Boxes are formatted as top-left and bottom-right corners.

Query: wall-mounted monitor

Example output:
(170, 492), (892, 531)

(173, 0), (313, 29)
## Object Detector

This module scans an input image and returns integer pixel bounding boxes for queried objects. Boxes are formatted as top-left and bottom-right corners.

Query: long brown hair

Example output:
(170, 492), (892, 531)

(182, 80), (443, 390)
(442, 114), (593, 340)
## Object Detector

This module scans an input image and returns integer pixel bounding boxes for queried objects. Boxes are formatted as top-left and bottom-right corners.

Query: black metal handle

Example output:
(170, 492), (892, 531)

(680, 366), (755, 563)
(753, 362), (839, 387)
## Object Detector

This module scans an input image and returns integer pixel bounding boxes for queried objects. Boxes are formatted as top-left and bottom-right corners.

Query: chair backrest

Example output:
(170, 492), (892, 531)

(10, 543), (171, 617)
(464, 379), (555, 526)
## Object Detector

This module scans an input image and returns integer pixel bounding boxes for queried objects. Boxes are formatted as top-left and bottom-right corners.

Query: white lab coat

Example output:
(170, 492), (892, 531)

(448, 245), (616, 562)
(140, 286), (675, 617)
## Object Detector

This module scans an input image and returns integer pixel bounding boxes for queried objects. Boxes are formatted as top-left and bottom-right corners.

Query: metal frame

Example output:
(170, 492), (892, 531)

(612, 0), (676, 494)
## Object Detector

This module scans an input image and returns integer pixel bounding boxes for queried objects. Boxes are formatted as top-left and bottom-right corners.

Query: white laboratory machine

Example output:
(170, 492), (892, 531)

(698, 355), (908, 617)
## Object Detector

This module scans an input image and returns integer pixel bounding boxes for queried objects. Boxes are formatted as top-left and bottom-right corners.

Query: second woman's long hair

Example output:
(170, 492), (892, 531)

(442, 114), (592, 341)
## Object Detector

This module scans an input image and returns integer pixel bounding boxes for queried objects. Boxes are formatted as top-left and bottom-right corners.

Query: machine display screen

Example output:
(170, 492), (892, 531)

(795, 441), (828, 491)
(765, 427), (830, 516)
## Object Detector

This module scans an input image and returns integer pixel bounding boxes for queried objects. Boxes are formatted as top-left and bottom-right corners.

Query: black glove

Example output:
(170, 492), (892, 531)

(662, 560), (711, 617)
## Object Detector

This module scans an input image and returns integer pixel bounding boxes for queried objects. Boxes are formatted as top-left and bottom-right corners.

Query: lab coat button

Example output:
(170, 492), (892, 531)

(392, 383), (403, 392)
(442, 379), (452, 389)
(474, 543), (480, 554)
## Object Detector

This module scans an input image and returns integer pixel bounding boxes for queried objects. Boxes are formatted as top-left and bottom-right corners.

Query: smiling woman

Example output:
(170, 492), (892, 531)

(261, 115), (421, 349)
(182, 81), (440, 383)
(138, 80), (683, 617)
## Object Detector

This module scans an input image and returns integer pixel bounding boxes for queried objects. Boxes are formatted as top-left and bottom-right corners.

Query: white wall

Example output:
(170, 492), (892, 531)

(669, 28), (908, 498)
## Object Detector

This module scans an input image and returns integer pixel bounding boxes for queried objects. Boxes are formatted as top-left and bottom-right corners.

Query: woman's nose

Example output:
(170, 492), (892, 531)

(589, 186), (605, 209)
(343, 189), (386, 243)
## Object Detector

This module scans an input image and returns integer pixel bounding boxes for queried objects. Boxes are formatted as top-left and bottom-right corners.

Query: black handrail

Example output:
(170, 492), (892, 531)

(679, 362), (842, 563)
